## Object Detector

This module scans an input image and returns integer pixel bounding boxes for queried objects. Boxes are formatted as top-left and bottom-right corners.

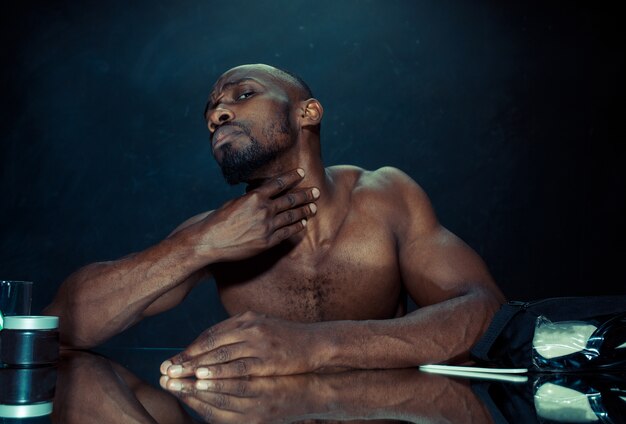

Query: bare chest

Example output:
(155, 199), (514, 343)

(211, 220), (403, 322)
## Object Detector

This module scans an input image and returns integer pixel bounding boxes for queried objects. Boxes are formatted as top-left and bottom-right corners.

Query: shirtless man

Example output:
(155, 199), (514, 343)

(45, 64), (504, 380)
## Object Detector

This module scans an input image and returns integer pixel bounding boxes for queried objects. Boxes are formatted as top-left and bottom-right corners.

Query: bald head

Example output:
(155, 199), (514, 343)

(211, 64), (313, 106)
(204, 64), (323, 184)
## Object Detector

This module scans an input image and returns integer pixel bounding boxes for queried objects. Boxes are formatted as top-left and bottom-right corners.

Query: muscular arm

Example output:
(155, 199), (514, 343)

(321, 167), (505, 367)
(45, 169), (319, 348)
(44, 219), (211, 348)
(163, 167), (504, 378)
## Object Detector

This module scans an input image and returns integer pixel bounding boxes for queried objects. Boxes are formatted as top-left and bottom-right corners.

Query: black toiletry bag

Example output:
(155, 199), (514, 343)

(470, 296), (626, 372)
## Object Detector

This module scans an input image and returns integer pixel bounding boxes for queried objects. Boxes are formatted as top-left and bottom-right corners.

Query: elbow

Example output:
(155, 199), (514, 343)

(45, 287), (107, 350)
(59, 334), (99, 350)
(463, 288), (503, 344)
(443, 292), (501, 364)
(463, 281), (505, 322)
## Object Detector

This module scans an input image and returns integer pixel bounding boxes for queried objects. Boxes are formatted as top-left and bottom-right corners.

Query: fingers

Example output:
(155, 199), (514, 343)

(163, 362), (196, 378)
(163, 323), (245, 377)
(195, 358), (263, 380)
(183, 342), (249, 378)
(177, 326), (234, 360)
(273, 203), (317, 230)
(257, 168), (305, 197)
(267, 219), (308, 246)
(161, 375), (257, 398)
(162, 311), (267, 378)
(271, 187), (320, 213)
(247, 169), (320, 244)
(166, 357), (263, 380)
(163, 356), (264, 380)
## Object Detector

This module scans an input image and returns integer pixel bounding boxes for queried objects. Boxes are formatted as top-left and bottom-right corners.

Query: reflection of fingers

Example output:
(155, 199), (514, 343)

(163, 378), (197, 393)
(195, 378), (255, 398)
(273, 204), (316, 228)
(196, 357), (263, 379)
(176, 393), (243, 424)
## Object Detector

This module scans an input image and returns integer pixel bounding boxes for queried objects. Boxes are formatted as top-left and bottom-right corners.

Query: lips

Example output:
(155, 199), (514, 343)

(213, 126), (243, 149)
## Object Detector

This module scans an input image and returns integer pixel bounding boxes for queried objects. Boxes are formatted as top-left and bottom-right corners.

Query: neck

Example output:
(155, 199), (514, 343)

(244, 134), (338, 248)
(245, 131), (329, 196)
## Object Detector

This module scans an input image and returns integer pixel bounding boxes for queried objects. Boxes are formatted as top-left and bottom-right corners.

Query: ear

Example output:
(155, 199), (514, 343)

(297, 99), (323, 128)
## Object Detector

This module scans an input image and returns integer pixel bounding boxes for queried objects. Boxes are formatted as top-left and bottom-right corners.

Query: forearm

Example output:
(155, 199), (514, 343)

(313, 370), (491, 422)
(44, 234), (209, 348)
(316, 290), (501, 370)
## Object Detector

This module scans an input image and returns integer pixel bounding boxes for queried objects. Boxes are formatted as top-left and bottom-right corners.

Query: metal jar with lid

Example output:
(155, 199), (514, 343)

(0, 316), (59, 366)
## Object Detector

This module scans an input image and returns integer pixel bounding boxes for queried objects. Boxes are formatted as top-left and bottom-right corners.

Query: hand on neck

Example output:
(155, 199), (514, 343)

(245, 141), (329, 196)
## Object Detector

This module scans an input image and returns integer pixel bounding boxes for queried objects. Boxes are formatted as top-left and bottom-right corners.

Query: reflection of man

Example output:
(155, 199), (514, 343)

(161, 369), (492, 423)
(45, 64), (504, 379)
(53, 350), (491, 423)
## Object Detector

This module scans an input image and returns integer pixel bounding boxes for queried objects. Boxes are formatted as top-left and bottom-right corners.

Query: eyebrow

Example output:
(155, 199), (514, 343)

(205, 77), (259, 117)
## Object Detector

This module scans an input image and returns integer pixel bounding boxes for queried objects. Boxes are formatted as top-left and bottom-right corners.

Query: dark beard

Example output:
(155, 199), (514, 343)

(214, 110), (292, 185)
(218, 139), (282, 185)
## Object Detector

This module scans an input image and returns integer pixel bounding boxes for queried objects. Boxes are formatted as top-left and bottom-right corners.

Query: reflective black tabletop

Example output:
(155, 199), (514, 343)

(1, 348), (625, 423)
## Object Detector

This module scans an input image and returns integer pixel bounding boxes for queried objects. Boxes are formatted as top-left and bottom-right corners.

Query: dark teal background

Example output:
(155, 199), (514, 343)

(1, 1), (624, 347)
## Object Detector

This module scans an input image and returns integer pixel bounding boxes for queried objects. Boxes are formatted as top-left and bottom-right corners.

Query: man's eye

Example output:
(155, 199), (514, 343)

(236, 92), (254, 101)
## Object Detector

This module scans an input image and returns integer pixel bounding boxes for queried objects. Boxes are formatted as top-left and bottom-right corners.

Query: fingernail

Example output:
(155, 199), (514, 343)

(312, 188), (320, 198)
(301, 219), (307, 227)
(196, 367), (210, 378)
(309, 203), (317, 213)
(169, 364), (182, 376)
(196, 380), (211, 390)
(159, 375), (170, 388)
(297, 168), (305, 177)
(169, 380), (182, 391)
(160, 360), (172, 375)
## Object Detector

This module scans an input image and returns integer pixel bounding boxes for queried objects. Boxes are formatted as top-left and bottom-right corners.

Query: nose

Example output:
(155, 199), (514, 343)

(208, 107), (234, 133)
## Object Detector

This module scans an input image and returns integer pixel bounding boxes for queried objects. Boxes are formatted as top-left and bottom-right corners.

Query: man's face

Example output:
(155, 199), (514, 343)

(205, 66), (297, 185)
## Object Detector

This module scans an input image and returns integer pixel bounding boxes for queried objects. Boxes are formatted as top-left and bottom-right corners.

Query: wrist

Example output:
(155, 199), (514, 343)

(308, 321), (350, 371)
(168, 225), (221, 267)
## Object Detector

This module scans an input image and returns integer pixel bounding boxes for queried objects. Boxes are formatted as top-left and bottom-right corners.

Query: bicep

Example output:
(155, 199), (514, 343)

(399, 225), (500, 306)
(389, 172), (502, 306)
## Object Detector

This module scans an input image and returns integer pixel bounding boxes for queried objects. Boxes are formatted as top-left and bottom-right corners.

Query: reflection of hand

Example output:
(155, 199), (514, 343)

(182, 168), (319, 263)
(161, 375), (325, 423)
(51, 351), (194, 424)
(161, 368), (493, 424)
(161, 311), (327, 379)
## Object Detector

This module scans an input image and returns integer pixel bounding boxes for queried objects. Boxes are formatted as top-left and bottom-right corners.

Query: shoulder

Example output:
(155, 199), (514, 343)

(328, 165), (429, 204)
(328, 165), (438, 232)
(359, 166), (424, 194)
